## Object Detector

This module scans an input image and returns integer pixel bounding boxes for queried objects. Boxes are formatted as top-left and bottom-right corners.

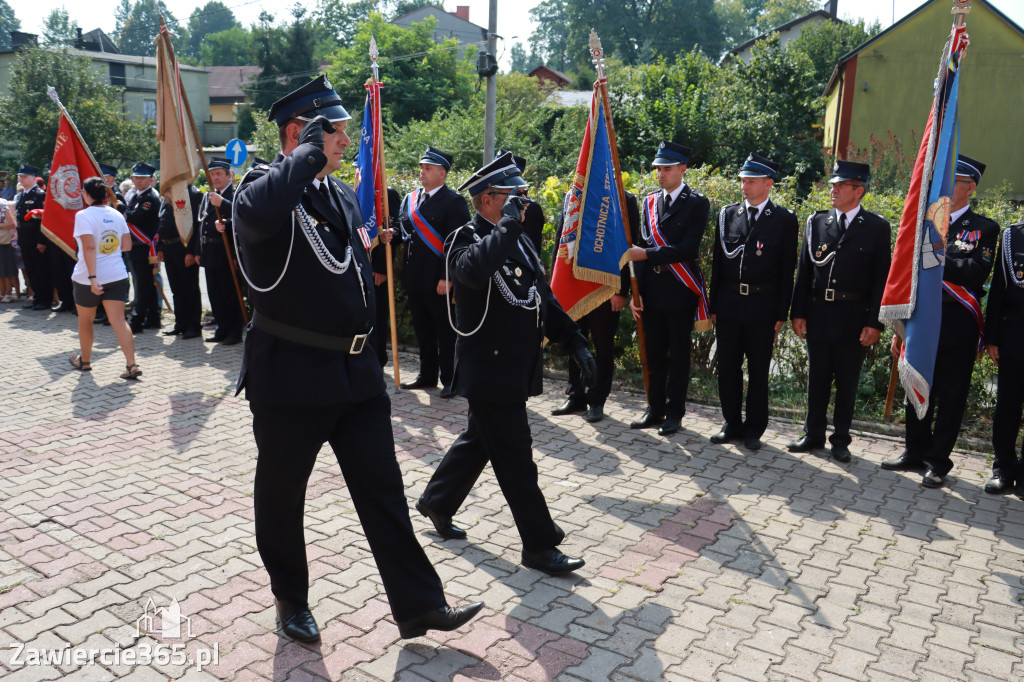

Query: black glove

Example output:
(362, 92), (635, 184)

(500, 194), (529, 222)
(298, 115), (336, 152)
(572, 344), (597, 390)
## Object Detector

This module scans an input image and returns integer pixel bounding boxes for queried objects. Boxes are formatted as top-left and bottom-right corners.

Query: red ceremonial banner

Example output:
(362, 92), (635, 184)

(41, 113), (102, 259)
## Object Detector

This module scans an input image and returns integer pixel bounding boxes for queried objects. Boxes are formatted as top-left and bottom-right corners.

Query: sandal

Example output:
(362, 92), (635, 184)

(68, 352), (91, 371)
(121, 364), (142, 380)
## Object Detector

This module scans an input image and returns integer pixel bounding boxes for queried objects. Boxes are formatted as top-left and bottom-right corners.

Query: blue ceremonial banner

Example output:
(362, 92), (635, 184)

(354, 81), (383, 250)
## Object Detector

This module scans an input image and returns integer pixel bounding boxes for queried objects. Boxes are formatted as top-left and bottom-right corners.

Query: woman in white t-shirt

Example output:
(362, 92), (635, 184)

(68, 176), (141, 379)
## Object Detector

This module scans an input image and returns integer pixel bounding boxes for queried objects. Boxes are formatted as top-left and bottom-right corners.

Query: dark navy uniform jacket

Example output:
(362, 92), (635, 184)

(710, 199), (798, 324)
(940, 208), (999, 346)
(233, 142), (382, 406)
(635, 185), (710, 311)
(790, 207), (891, 342)
(125, 186), (161, 240)
(398, 184), (470, 292)
(447, 213), (584, 402)
(196, 183), (236, 264)
(986, 223), (1024, 361)
(14, 186), (46, 247)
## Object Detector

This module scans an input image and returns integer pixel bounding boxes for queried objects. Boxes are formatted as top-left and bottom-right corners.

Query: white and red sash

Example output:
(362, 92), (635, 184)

(406, 188), (445, 258)
(941, 280), (984, 350)
(645, 193), (711, 330)
(128, 223), (159, 263)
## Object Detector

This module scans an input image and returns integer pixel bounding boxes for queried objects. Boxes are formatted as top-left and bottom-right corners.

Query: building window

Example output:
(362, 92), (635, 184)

(144, 100), (156, 121)
(109, 63), (126, 87)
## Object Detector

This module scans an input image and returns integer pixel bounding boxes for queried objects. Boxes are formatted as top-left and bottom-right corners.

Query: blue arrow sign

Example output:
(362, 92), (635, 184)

(225, 138), (247, 167)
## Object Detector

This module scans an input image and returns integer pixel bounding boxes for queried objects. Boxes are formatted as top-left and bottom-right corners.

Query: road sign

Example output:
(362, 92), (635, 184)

(225, 138), (247, 167)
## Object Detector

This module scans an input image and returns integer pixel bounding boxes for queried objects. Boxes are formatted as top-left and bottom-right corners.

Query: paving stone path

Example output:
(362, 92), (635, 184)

(1, 303), (1022, 681)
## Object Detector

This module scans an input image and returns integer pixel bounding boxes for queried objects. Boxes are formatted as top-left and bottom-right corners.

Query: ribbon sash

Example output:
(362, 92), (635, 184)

(128, 222), (159, 261)
(407, 189), (445, 258)
(941, 280), (984, 350)
(645, 193), (711, 328)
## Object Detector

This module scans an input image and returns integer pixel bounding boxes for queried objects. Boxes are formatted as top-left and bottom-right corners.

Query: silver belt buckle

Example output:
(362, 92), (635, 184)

(824, 288), (835, 302)
(739, 283), (749, 296)
(349, 333), (368, 354)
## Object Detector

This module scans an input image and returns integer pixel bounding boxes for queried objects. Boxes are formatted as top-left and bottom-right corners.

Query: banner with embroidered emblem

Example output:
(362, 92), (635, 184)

(41, 108), (103, 259)
(355, 79), (383, 251)
(878, 10), (968, 419)
(644, 192), (712, 331)
(404, 188), (445, 258)
(550, 81), (630, 320)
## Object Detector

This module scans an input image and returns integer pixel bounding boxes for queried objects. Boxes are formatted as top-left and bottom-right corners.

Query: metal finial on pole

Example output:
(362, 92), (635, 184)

(589, 30), (605, 80)
(370, 36), (379, 81)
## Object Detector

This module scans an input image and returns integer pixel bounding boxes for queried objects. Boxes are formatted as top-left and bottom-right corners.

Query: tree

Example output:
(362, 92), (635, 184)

(198, 26), (252, 66)
(0, 49), (155, 170)
(187, 1), (238, 60)
(41, 8), (79, 47)
(529, 0), (571, 71)
(755, 0), (817, 32)
(0, 0), (20, 51)
(389, 0), (440, 18)
(324, 13), (477, 129)
(788, 18), (878, 91)
(315, 0), (379, 45)
(508, 42), (542, 74)
(245, 6), (318, 112)
(115, 0), (187, 57)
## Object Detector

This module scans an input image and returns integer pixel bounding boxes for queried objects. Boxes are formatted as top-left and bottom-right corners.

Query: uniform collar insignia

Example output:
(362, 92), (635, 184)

(764, 207), (772, 216)
(826, 215), (833, 224)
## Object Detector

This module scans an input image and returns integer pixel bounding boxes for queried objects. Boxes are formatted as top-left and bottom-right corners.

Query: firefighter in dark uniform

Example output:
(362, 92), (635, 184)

(15, 165), (52, 310)
(789, 160), (891, 463)
(551, 192), (640, 423)
(985, 220), (1024, 495)
(232, 75), (481, 644)
(883, 155), (999, 487)
(627, 141), (711, 437)
(197, 157), (244, 345)
(415, 153), (596, 575)
(709, 154), (798, 450)
(125, 163), (162, 333)
(396, 146), (471, 397)
(157, 184), (203, 339)
(370, 187), (401, 366)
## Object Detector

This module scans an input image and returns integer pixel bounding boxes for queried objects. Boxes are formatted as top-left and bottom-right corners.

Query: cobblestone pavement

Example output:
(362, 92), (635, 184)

(1, 302), (1022, 681)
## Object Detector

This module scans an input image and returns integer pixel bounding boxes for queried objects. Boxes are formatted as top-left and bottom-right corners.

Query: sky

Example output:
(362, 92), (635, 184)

(18, 0), (1024, 70)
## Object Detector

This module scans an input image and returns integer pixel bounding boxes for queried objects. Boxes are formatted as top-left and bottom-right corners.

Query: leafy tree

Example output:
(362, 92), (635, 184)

(187, 1), (238, 60)
(245, 6), (318, 112)
(0, 49), (155, 170)
(389, 0), (440, 18)
(198, 26), (252, 66)
(114, 0), (188, 57)
(755, 0), (817, 32)
(528, 0), (571, 71)
(315, 0), (379, 45)
(508, 42), (542, 74)
(787, 18), (878, 91)
(0, 0), (20, 51)
(325, 13), (476, 129)
(41, 8), (79, 47)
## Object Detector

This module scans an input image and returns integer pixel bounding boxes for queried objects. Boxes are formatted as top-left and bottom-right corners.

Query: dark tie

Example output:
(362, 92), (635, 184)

(664, 192), (672, 209)
(839, 212), (847, 236)
(320, 181), (333, 208)
(418, 190), (428, 208)
(748, 206), (758, 226)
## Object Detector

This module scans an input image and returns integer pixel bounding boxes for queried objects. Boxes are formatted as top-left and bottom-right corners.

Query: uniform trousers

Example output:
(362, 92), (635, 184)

(644, 301), (697, 419)
(18, 227), (52, 305)
(250, 395), (445, 621)
(565, 299), (618, 406)
(205, 264), (243, 338)
(129, 246), (159, 324)
(49, 244), (74, 306)
(716, 317), (775, 439)
(908, 343), (977, 477)
(162, 242), (201, 332)
(992, 355), (1024, 484)
(406, 289), (456, 386)
(804, 339), (867, 447)
(420, 400), (562, 552)
(372, 280), (391, 366)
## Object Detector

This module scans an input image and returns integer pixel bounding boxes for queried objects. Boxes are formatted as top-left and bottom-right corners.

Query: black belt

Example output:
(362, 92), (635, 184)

(731, 282), (777, 296)
(251, 309), (369, 354)
(161, 237), (182, 246)
(816, 289), (865, 302)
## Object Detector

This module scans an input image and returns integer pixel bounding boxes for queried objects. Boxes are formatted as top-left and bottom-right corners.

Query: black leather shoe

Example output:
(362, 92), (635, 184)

(130, 320), (144, 334)
(710, 428), (738, 445)
(181, 329), (202, 339)
(415, 498), (467, 540)
(54, 302), (75, 313)
(31, 302), (51, 311)
(744, 438), (762, 451)
(221, 335), (242, 346)
(630, 409), (665, 429)
(787, 435), (825, 453)
(275, 600), (320, 644)
(880, 452), (925, 471)
(206, 333), (226, 342)
(984, 475), (1013, 494)
(397, 601), (484, 639)
(22, 301), (36, 309)
(439, 385), (455, 399)
(921, 470), (945, 488)
(162, 328), (184, 336)
(143, 318), (162, 329)
(401, 376), (437, 390)
(584, 404), (604, 423)
(658, 418), (681, 436)
(551, 398), (587, 416)
(831, 444), (852, 463)
(522, 548), (585, 575)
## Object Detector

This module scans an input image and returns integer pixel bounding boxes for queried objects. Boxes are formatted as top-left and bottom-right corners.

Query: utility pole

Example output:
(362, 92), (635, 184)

(483, 0), (497, 163)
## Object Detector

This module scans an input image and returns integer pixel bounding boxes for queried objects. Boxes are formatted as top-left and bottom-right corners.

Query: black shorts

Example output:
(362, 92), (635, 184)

(73, 278), (130, 308)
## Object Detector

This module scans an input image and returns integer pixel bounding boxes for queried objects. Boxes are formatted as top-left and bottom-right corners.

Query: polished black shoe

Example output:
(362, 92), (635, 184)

(415, 498), (467, 540)
(658, 418), (681, 436)
(880, 452), (925, 471)
(630, 409), (665, 429)
(401, 376), (438, 390)
(921, 470), (945, 488)
(744, 438), (762, 451)
(275, 600), (320, 644)
(831, 444), (852, 463)
(397, 601), (484, 639)
(162, 328), (184, 336)
(439, 385), (455, 399)
(984, 475), (1013, 494)
(551, 397), (587, 416)
(31, 302), (52, 311)
(710, 428), (739, 445)
(584, 404), (604, 423)
(143, 318), (162, 329)
(130, 320), (144, 334)
(206, 333), (226, 342)
(221, 335), (242, 346)
(53, 302), (75, 313)
(787, 435), (825, 453)
(181, 328), (202, 340)
(522, 548), (586, 575)
(22, 301), (37, 309)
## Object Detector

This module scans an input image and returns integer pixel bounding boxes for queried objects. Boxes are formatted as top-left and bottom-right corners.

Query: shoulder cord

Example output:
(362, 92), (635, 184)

(719, 206), (747, 281)
(1004, 227), (1024, 289)
(804, 214), (837, 287)
(639, 193), (655, 242)
(445, 225), (490, 337)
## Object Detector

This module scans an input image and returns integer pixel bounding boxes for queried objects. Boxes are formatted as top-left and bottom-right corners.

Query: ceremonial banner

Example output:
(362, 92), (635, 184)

(551, 82), (630, 320)
(878, 17), (968, 419)
(355, 79), (384, 250)
(155, 25), (202, 245)
(41, 109), (103, 259)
